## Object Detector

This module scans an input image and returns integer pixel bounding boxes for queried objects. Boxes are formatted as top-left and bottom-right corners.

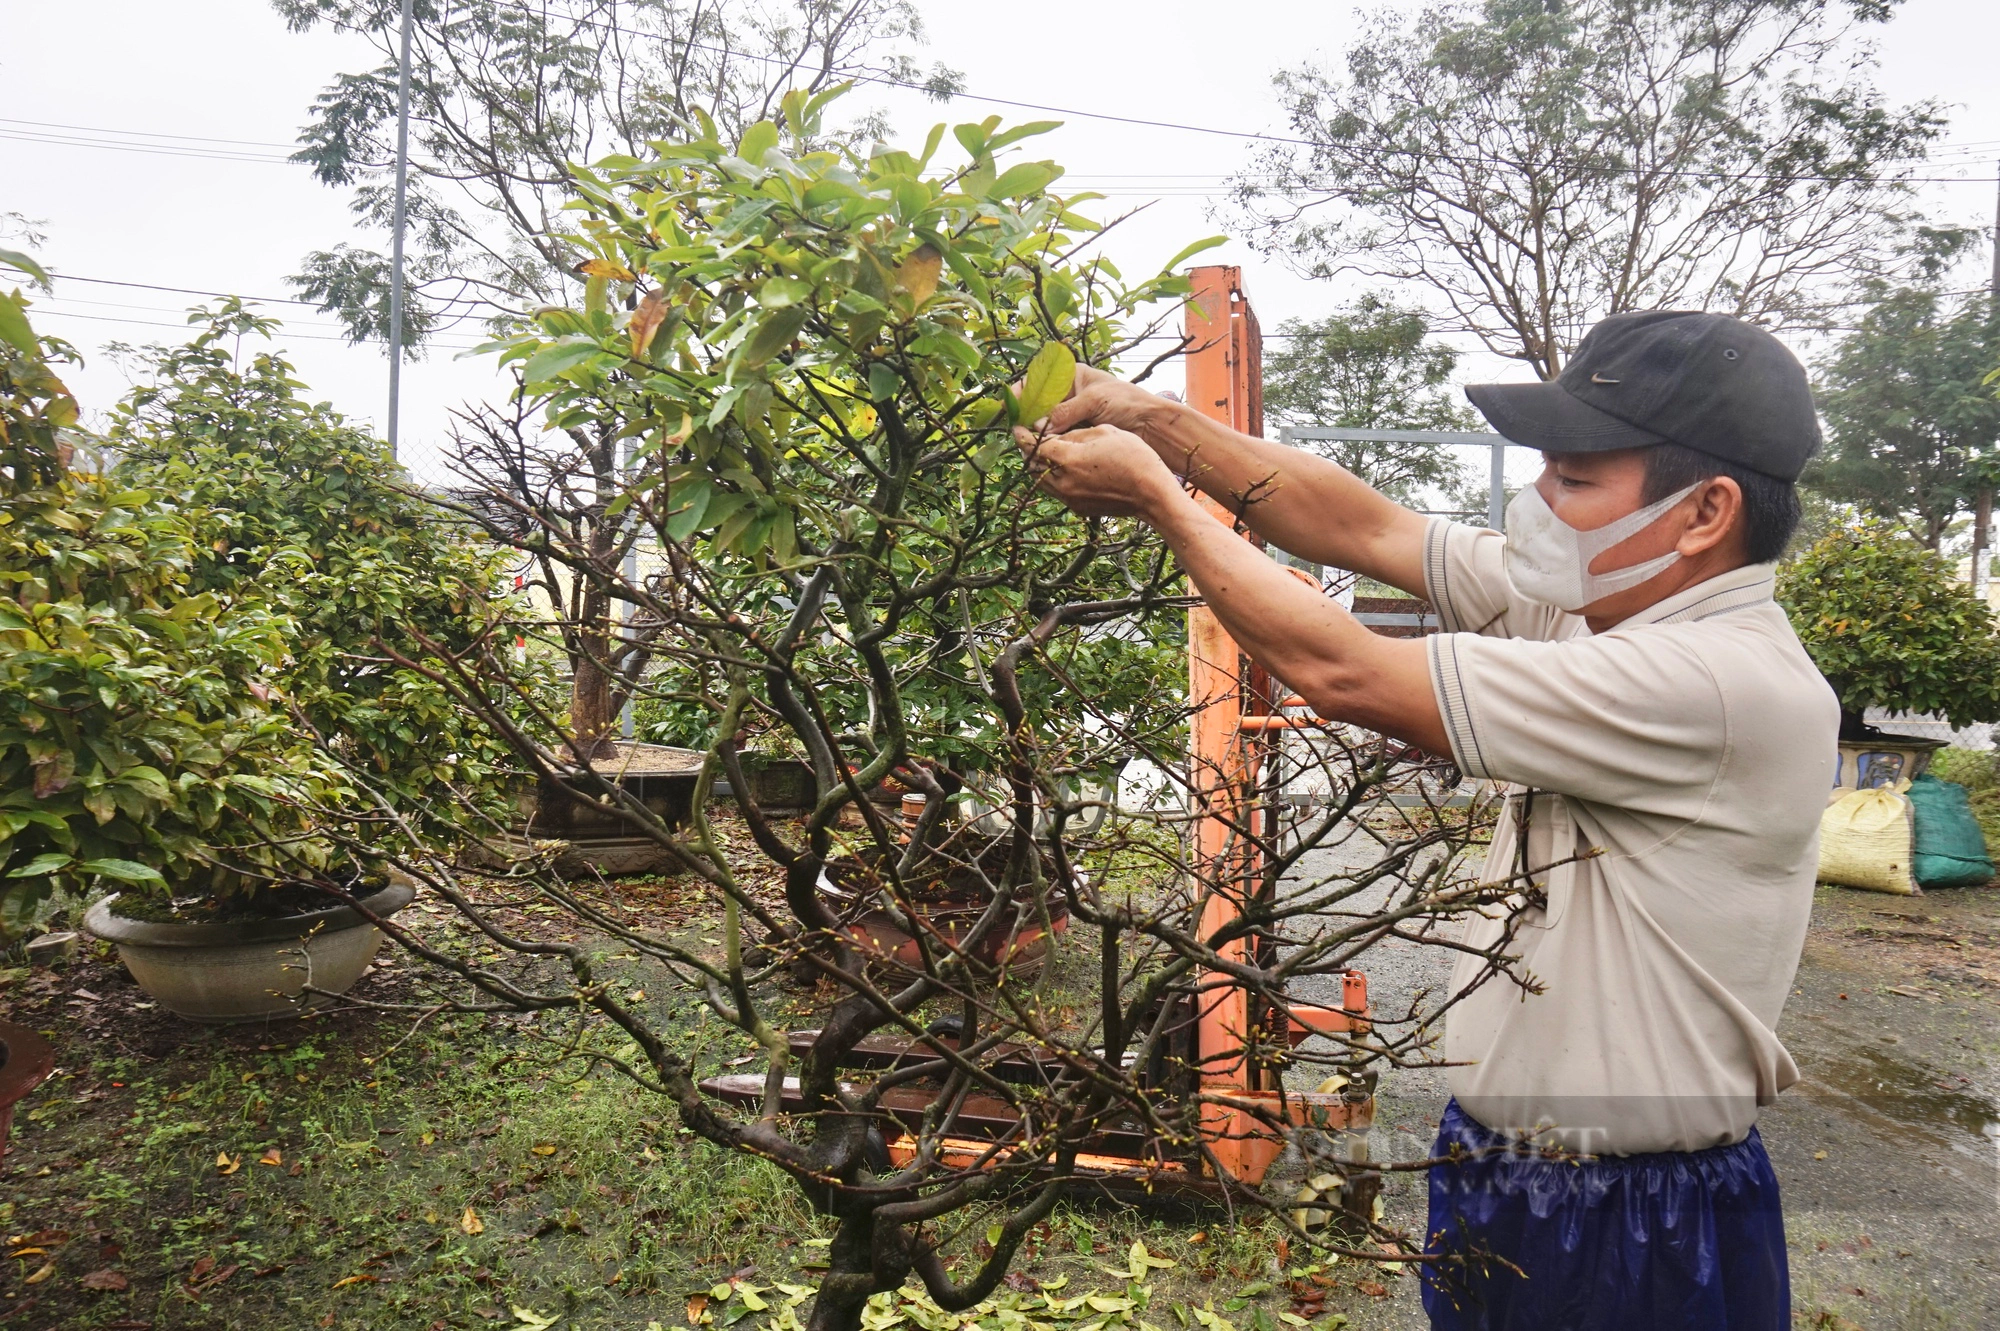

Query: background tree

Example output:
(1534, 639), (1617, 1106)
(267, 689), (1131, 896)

(1806, 229), (2000, 550)
(1778, 522), (2000, 736)
(1263, 294), (1478, 506)
(346, 97), (1521, 1331)
(275, 0), (962, 348)
(1235, 0), (1943, 378)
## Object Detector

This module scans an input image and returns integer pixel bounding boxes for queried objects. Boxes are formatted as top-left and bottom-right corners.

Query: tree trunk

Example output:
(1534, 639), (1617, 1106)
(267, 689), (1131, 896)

(570, 649), (618, 761)
(570, 510), (621, 762)
(1973, 487), (1992, 603)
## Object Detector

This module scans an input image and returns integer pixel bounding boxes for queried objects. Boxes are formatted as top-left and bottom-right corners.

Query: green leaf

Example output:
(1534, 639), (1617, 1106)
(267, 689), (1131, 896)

(0, 247), (50, 286)
(1161, 235), (1229, 272)
(665, 479), (714, 542)
(736, 306), (810, 370)
(760, 277), (812, 309)
(736, 120), (780, 166)
(867, 364), (900, 402)
(519, 340), (605, 385)
(78, 858), (166, 884)
(6, 852), (73, 879)
(0, 293), (36, 356)
(987, 162), (1058, 200)
(1014, 342), (1077, 427)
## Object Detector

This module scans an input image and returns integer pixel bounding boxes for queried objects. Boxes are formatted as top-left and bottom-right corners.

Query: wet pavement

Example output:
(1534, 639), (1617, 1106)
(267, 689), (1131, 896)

(1283, 839), (2000, 1329)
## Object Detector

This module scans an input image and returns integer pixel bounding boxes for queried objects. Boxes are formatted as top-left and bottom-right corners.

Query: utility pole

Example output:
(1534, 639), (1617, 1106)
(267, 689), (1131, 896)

(1977, 162), (2000, 605)
(385, 0), (415, 461)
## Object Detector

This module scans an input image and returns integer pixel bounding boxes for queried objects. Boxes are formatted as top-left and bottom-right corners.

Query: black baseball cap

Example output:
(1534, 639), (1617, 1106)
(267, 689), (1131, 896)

(1464, 311), (1820, 482)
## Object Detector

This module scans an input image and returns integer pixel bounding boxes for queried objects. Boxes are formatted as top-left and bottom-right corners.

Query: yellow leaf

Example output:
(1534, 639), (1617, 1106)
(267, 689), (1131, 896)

(895, 245), (942, 305)
(1814, 1150), (1828, 1160)
(331, 1273), (379, 1289)
(420, 1131), (436, 1146)
(460, 1206), (485, 1235)
(627, 990), (646, 1002)
(258, 1148), (283, 1167)
(8, 1247), (45, 1258)
(577, 258), (637, 282)
(687, 1292), (711, 1324)
(23, 1262), (55, 1285)
(216, 1152), (241, 1176)
(531, 1144), (557, 1157)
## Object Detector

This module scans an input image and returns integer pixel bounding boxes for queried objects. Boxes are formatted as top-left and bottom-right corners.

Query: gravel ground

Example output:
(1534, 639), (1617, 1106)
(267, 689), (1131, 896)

(1280, 835), (2000, 1330)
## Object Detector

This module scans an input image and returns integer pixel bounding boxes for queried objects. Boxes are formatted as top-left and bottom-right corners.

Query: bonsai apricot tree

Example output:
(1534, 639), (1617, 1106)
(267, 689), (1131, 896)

(350, 92), (1527, 1331)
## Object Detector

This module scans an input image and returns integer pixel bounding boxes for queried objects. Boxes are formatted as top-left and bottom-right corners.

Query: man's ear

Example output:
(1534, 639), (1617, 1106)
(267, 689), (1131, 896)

(1676, 476), (1744, 558)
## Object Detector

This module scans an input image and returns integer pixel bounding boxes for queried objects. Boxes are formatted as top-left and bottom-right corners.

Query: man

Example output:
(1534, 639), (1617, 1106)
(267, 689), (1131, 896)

(1018, 311), (1836, 1331)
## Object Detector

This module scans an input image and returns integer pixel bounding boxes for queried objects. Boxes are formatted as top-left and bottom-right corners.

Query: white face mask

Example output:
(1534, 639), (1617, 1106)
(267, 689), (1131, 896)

(1501, 480), (1700, 612)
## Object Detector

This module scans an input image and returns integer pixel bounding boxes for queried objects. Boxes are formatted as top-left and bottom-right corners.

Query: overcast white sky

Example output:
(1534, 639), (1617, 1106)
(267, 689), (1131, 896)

(8, 0), (2000, 490)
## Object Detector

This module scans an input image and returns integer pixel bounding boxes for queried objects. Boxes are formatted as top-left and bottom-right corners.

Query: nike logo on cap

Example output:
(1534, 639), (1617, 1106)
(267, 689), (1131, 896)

(1591, 373), (1620, 384)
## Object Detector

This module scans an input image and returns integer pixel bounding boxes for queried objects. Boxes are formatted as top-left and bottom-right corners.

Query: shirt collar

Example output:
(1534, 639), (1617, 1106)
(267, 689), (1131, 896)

(1609, 561), (1778, 630)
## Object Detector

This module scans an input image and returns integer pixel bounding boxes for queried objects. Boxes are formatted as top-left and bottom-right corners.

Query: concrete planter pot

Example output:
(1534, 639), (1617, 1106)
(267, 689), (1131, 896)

(0, 1022), (55, 1161)
(83, 880), (416, 1024)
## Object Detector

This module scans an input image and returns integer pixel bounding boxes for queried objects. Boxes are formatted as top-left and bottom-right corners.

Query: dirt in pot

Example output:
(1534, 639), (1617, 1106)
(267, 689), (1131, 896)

(105, 869), (393, 926)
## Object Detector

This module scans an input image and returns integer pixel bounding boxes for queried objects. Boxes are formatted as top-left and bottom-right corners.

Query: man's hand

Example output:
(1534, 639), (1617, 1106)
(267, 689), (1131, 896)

(1014, 423), (1177, 519)
(1039, 366), (1184, 459)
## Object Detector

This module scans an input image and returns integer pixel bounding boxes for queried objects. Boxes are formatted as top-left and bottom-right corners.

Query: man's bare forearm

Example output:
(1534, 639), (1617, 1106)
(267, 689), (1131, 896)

(1140, 402), (1432, 594)
(1142, 484), (1447, 753)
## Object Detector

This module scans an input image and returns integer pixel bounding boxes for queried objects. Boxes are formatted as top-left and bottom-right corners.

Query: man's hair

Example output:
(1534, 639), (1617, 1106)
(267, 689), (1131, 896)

(1641, 442), (1800, 565)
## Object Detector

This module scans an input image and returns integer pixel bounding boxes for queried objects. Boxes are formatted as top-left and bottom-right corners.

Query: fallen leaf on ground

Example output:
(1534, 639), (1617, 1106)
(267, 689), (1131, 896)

(460, 1207), (485, 1236)
(215, 1153), (240, 1176)
(331, 1273), (379, 1290)
(530, 1144), (556, 1156)
(1355, 1281), (1389, 1298)
(687, 1292), (710, 1323)
(23, 1262), (56, 1284)
(80, 1268), (129, 1292)
(258, 1148), (283, 1167)
(511, 1308), (558, 1330)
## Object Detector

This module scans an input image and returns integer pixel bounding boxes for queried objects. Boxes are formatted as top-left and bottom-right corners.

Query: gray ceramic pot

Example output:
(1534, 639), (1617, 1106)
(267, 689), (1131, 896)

(83, 880), (415, 1024)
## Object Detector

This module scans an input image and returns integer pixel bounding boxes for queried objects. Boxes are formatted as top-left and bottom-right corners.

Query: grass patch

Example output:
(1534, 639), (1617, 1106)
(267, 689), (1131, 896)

(0, 936), (1417, 1330)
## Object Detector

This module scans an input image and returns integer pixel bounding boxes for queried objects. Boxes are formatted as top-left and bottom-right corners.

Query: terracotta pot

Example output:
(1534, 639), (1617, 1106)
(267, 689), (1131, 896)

(0, 1022), (54, 1161)
(818, 834), (1071, 976)
(83, 879), (415, 1024)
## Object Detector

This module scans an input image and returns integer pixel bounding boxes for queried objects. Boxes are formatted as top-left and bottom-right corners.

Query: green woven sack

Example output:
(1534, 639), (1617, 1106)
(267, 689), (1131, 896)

(1908, 773), (1995, 889)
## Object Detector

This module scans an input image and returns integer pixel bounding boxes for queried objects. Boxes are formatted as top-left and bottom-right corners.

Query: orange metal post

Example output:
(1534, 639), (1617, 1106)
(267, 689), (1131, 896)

(1184, 266), (1275, 1178)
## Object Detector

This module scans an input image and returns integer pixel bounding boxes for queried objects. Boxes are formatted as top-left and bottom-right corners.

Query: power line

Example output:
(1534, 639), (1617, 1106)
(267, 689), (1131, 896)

(52, 272), (323, 307)
(28, 306), (487, 350)
(457, 0), (2000, 187)
(0, 115), (297, 149)
(0, 127), (294, 165)
(7, 8), (1996, 188)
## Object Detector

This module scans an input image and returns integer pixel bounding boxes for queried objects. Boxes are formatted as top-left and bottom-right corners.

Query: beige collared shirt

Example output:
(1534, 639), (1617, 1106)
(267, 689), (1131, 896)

(1422, 518), (1839, 1154)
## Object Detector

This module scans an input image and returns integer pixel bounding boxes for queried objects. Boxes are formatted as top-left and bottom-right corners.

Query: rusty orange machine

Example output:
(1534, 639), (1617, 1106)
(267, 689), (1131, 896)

(703, 266), (1377, 1214)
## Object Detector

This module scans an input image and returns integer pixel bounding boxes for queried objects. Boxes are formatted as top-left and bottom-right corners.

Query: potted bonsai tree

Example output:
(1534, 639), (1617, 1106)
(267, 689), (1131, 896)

(1779, 521), (2000, 786)
(446, 395), (714, 875)
(349, 93), (1533, 1330)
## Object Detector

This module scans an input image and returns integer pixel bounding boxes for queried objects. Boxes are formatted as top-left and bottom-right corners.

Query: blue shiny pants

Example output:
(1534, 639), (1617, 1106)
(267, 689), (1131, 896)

(1421, 1099), (1789, 1330)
